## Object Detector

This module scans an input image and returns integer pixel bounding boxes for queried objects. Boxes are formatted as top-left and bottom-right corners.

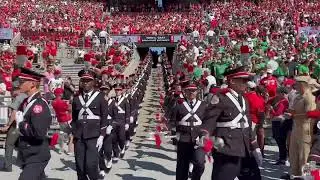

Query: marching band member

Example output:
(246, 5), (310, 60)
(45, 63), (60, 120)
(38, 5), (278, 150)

(112, 83), (130, 161)
(15, 68), (52, 180)
(172, 82), (207, 180)
(71, 69), (109, 180)
(200, 66), (262, 180)
(98, 82), (116, 176)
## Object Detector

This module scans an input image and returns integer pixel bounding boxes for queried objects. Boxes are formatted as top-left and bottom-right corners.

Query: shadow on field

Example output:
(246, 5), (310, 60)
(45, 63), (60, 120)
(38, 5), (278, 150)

(116, 174), (156, 180)
(53, 158), (76, 172)
(260, 149), (289, 180)
(133, 149), (176, 161)
(125, 158), (175, 176)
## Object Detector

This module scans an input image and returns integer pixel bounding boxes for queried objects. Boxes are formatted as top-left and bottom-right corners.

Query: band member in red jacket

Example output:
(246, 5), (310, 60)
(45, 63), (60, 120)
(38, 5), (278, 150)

(244, 81), (266, 157)
(52, 88), (73, 154)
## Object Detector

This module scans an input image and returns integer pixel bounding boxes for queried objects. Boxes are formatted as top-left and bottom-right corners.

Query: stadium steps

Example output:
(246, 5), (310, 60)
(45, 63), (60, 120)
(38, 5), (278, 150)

(39, 64), (84, 91)
(61, 64), (84, 89)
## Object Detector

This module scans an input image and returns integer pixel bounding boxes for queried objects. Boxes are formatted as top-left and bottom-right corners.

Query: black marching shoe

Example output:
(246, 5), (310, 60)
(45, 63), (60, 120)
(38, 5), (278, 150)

(120, 148), (126, 158)
(280, 173), (290, 180)
(98, 170), (106, 180)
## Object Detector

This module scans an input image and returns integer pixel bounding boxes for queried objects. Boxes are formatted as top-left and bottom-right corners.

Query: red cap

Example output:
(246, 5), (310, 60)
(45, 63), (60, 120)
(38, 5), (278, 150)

(283, 79), (296, 86)
(184, 84), (198, 90)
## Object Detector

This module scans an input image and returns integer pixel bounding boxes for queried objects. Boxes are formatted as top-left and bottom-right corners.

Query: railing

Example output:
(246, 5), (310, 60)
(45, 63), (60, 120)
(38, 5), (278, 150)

(0, 96), (57, 127)
(0, 104), (10, 125)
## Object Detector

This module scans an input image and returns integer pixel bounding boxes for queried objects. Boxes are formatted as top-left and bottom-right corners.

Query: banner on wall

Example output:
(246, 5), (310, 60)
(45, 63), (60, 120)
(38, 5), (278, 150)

(111, 35), (139, 43)
(139, 35), (174, 43)
(0, 28), (13, 40)
(110, 34), (191, 44)
(298, 26), (320, 37)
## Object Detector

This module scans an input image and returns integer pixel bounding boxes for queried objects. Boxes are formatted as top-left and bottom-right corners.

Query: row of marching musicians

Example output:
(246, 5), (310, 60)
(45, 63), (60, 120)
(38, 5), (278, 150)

(11, 59), (152, 180)
(162, 65), (263, 180)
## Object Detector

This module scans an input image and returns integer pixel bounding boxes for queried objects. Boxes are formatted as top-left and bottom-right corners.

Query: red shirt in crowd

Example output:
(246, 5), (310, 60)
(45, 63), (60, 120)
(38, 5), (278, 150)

(244, 91), (265, 124)
(260, 76), (278, 98)
(52, 98), (71, 123)
(240, 45), (250, 54)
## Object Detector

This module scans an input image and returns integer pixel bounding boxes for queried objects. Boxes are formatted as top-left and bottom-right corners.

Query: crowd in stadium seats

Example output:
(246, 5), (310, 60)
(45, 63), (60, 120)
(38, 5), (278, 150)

(0, 0), (318, 43)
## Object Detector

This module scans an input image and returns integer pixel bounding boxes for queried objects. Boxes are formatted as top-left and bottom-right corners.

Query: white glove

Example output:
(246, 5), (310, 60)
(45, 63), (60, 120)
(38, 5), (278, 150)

(129, 116), (134, 123)
(196, 136), (206, 147)
(125, 124), (129, 131)
(106, 125), (113, 135)
(96, 136), (104, 152)
(252, 148), (263, 166)
(15, 111), (24, 128)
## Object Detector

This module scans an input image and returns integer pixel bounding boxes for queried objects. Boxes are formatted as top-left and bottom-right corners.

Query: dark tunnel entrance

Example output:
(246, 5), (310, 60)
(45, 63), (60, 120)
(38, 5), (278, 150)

(137, 47), (175, 68)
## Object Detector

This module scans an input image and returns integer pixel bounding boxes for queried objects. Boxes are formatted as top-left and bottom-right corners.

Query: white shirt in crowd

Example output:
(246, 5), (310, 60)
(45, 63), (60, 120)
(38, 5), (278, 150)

(78, 50), (85, 58)
(121, 26), (129, 34)
(93, 38), (100, 47)
(1, 43), (10, 51)
(49, 78), (64, 93)
(85, 29), (96, 37)
(206, 30), (215, 37)
(192, 30), (199, 38)
(205, 75), (217, 94)
(193, 46), (199, 60)
(107, 37), (113, 47)
(30, 46), (38, 54)
(99, 30), (108, 38)
(31, 19), (36, 27)
(208, 12), (215, 21)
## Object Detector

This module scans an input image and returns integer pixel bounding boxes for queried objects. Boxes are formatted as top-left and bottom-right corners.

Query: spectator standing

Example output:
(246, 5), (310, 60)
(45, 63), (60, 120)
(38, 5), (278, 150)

(52, 88), (73, 155)
(267, 87), (289, 165)
(63, 76), (76, 101)
(43, 64), (55, 100)
(245, 82), (266, 157)
(48, 69), (64, 98)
